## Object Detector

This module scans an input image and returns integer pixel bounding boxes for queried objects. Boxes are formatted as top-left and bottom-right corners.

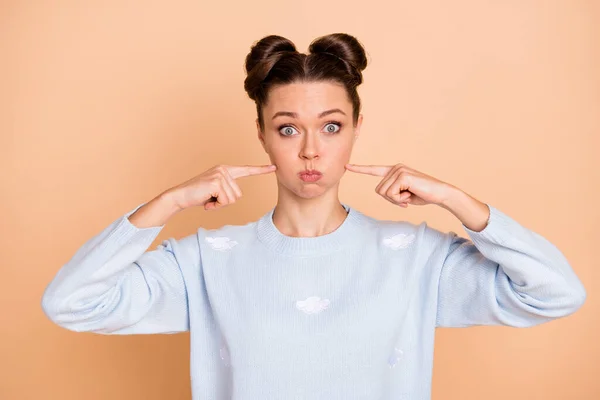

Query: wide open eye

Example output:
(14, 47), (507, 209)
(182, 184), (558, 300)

(324, 122), (341, 134)
(279, 125), (299, 137)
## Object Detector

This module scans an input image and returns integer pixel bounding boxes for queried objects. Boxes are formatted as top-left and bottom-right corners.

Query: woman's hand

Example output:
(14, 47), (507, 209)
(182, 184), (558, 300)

(345, 162), (491, 231)
(168, 164), (277, 211)
(344, 163), (455, 208)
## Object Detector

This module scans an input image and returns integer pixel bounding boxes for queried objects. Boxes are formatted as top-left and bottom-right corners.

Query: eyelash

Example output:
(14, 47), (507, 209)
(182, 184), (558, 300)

(277, 121), (343, 136)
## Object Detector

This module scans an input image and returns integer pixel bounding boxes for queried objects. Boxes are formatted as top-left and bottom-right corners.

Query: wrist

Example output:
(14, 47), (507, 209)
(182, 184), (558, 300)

(127, 191), (181, 229)
(439, 184), (464, 210)
(159, 189), (185, 214)
(439, 186), (490, 232)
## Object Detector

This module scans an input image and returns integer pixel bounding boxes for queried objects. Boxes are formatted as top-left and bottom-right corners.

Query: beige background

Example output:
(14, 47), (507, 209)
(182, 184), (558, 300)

(1, 0), (598, 399)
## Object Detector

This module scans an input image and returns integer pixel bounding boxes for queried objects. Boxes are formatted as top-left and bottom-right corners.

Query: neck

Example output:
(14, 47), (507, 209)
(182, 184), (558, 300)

(272, 186), (348, 238)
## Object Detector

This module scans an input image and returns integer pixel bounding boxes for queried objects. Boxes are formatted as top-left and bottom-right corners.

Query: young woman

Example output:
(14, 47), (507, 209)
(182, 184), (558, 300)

(42, 33), (586, 400)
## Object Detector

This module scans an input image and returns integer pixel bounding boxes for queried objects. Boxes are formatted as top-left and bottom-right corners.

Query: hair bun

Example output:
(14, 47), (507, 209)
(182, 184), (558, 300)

(308, 33), (368, 73)
(244, 35), (297, 75)
(244, 35), (298, 101)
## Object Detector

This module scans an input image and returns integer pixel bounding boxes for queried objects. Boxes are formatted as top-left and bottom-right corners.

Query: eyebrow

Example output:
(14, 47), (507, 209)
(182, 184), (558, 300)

(271, 108), (347, 120)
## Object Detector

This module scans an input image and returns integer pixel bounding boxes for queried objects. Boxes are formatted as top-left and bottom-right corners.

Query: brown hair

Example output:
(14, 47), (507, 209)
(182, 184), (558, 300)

(244, 33), (368, 131)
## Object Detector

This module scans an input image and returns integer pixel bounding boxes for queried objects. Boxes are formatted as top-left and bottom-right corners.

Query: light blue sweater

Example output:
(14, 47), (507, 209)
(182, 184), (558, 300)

(41, 202), (586, 399)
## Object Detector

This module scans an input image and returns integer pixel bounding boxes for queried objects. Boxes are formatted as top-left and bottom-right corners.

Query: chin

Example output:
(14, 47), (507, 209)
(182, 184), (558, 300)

(293, 188), (326, 199)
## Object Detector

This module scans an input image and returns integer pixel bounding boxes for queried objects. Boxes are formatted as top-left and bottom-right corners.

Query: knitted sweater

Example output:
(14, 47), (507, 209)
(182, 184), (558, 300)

(41, 202), (586, 399)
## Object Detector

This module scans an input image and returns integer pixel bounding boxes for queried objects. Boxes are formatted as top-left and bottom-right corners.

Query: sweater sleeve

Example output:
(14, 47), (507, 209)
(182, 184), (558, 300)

(434, 204), (586, 328)
(41, 203), (198, 334)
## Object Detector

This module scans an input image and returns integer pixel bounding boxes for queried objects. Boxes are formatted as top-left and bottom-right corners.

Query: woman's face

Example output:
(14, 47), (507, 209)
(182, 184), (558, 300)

(257, 81), (362, 200)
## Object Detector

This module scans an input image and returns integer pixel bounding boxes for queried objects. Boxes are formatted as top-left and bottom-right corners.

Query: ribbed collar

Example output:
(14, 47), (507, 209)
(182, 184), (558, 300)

(256, 203), (368, 256)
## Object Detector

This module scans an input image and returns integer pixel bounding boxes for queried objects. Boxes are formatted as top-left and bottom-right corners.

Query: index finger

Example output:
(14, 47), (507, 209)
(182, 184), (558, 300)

(227, 164), (277, 179)
(345, 164), (392, 177)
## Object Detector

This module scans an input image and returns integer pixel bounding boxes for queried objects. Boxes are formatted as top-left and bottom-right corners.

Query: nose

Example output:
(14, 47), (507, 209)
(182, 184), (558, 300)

(299, 133), (319, 160)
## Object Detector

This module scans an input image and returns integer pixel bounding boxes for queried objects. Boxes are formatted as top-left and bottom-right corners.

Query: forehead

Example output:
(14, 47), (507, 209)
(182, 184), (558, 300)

(264, 81), (351, 118)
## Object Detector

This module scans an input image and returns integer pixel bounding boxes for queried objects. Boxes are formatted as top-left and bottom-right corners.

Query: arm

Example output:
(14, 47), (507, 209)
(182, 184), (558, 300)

(41, 192), (197, 334)
(435, 189), (586, 328)
(343, 163), (586, 327)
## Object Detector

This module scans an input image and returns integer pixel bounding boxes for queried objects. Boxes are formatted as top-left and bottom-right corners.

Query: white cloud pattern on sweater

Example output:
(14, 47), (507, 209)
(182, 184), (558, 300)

(205, 236), (238, 251)
(388, 347), (404, 368)
(383, 233), (415, 250)
(296, 296), (330, 314)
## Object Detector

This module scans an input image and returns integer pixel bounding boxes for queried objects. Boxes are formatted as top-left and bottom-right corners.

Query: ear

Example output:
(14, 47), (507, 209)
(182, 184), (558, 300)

(354, 114), (363, 141)
(256, 118), (267, 152)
